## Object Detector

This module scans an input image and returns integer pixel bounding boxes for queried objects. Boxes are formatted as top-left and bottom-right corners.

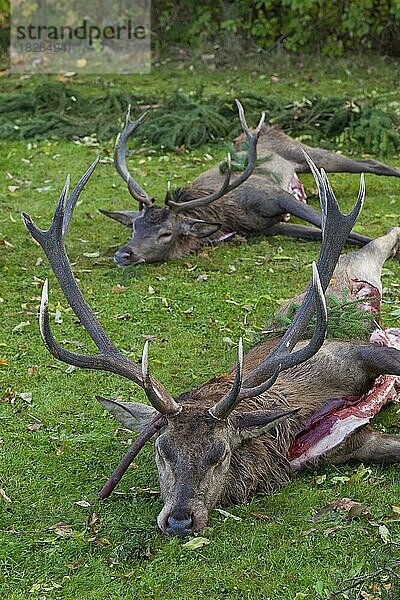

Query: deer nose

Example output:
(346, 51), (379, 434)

(165, 515), (194, 537)
(114, 248), (145, 266)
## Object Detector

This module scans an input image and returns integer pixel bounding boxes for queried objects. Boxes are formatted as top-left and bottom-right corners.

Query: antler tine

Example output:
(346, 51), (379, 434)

(142, 341), (182, 416)
(210, 263), (326, 419)
(114, 105), (153, 207)
(209, 338), (243, 420)
(23, 166), (177, 416)
(63, 157), (100, 239)
(240, 156), (365, 392)
(167, 101), (265, 213)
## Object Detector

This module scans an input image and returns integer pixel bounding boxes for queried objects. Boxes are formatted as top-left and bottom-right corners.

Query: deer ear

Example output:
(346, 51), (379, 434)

(97, 396), (157, 432)
(232, 408), (300, 444)
(183, 218), (222, 238)
(99, 209), (141, 228)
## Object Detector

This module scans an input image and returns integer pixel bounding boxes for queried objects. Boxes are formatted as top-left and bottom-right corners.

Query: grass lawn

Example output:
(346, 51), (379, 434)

(0, 55), (400, 599)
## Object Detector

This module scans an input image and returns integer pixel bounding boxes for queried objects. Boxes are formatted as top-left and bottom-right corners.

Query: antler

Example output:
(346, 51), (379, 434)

(114, 105), (154, 208)
(165, 99), (265, 213)
(22, 160), (180, 417)
(209, 153), (365, 420)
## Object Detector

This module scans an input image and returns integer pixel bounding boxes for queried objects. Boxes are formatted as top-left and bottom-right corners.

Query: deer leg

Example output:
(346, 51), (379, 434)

(267, 222), (371, 247)
(356, 345), (400, 378)
(328, 426), (400, 465)
(294, 148), (400, 177)
(275, 194), (372, 247)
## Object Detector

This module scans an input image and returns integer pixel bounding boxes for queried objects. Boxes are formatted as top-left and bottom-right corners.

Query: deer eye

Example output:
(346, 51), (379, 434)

(156, 440), (177, 464)
(206, 442), (228, 466)
(158, 231), (173, 241)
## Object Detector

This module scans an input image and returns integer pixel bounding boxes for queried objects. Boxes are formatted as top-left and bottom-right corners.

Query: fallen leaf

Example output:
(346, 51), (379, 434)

(112, 285), (126, 294)
(74, 500), (91, 508)
(311, 498), (370, 523)
(48, 522), (74, 537)
(2, 388), (16, 403)
(114, 313), (132, 320)
(56, 443), (65, 455)
(378, 524), (390, 544)
(0, 488), (12, 503)
(323, 526), (342, 536)
(28, 365), (38, 376)
(250, 512), (270, 521)
(330, 475), (350, 484)
(18, 392), (32, 404)
(196, 274), (208, 282)
(27, 422), (43, 431)
(87, 512), (100, 533)
(214, 508), (241, 521)
(0, 238), (13, 248)
(83, 251), (100, 258)
(12, 321), (30, 333)
(111, 571), (136, 579)
(182, 536), (210, 550)
(315, 474), (327, 485)
(0, 358), (8, 366)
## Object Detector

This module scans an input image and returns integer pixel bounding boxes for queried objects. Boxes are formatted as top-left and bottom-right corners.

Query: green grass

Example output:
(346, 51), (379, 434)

(1, 56), (400, 600)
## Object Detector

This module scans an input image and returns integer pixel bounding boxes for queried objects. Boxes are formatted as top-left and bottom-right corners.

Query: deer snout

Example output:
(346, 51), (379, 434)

(157, 505), (209, 537)
(165, 514), (194, 537)
(114, 247), (145, 267)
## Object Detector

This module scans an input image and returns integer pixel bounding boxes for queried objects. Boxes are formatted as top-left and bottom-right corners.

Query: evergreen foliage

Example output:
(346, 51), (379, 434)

(266, 293), (375, 342)
(1, 83), (399, 155)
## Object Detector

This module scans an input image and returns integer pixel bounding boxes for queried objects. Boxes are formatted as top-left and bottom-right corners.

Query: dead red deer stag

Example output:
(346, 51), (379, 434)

(22, 156), (400, 537)
(100, 100), (400, 266)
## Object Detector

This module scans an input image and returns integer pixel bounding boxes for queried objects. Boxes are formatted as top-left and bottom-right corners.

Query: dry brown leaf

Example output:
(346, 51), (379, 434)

(112, 285), (126, 294)
(27, 422), (43, 431)
(48, 522), (74, 537)
(87, 512), (100, 534)
(311, 497), (371, 523)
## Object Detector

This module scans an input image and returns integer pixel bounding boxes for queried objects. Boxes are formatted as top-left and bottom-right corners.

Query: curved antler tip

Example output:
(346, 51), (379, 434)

(256, 111), (266, 132)
(142, 339), (150, 378)
(40, 278), (49, 305)
(21, 211), (32, 226)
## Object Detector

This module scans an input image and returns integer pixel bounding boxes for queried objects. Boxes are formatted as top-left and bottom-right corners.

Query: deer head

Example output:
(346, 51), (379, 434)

(22, 154), (364, 535)
(101, 100), (265, 266)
